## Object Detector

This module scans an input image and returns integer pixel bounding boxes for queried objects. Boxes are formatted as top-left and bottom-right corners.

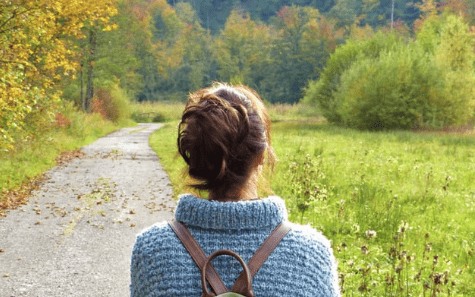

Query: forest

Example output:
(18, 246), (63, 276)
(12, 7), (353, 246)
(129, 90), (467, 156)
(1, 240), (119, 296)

(2, 0), (475, 150)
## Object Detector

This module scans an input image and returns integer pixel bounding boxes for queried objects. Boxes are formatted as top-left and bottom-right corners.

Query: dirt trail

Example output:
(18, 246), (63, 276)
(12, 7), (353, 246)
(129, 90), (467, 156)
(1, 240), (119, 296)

(0, 123), (176, 297)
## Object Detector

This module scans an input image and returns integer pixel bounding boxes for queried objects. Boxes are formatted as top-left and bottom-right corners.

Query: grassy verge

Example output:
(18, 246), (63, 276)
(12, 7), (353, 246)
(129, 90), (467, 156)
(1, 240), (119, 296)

(0, 104), (135, 214)
(149, 103), (475, 296)
(148, 121), (191, 198)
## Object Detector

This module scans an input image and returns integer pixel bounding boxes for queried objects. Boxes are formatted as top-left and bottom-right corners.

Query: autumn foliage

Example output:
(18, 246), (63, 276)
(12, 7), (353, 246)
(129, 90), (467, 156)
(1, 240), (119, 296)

(0, 0), (117, 151)
(91, 86), (130, 122)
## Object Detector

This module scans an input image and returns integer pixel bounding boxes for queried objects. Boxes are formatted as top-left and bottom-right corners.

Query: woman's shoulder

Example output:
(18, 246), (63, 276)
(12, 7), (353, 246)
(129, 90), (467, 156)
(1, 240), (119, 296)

(287, 222), (332, 245)
(280, 222), (340, 293)
(137, 220), (170, 235)
(283, 222), (335, 259)
(133, 221), (175, 253)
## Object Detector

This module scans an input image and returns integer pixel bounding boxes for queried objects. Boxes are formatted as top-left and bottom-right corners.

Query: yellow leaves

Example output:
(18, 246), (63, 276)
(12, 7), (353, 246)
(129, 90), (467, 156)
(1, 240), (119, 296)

(213, 9), (276, 82)
(103, 23), (119, 31)
(0, 0), (119, 152)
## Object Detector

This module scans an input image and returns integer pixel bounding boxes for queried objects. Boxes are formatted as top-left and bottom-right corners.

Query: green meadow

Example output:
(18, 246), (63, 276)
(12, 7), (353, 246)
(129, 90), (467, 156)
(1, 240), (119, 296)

(150, 106), (475, 296)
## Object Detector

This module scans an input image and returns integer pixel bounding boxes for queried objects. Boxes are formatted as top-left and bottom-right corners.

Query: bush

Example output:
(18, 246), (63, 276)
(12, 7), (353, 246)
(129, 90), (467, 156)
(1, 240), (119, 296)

(335, 45), (443, 130)
(436, 71), (475, 127)
(303, 32), (403, 123)
(152, 113), (166, 123)
(432, 14), (475, 126)
(305, 14), (475, 130)
(91, 85), (131, 123)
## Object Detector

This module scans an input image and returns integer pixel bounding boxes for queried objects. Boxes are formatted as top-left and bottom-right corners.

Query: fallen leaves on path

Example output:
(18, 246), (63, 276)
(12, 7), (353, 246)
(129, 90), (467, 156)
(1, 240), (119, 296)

(56, 149), (85, 167)
(0, 174), (46, 217)
(0, 149), (85, 217)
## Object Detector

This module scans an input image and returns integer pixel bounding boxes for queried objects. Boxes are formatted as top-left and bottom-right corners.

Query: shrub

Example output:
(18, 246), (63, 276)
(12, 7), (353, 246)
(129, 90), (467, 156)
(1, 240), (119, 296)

(152, 113), (166, 123)
(54, 113), (72, 129)
(305, 13), (475, 130)
(436, 71), (475, 127)
(335, 45), (443, 130)
(303, 32), (403, 123)
(110, 85), (131, 122)
(91, 85), (131, 123)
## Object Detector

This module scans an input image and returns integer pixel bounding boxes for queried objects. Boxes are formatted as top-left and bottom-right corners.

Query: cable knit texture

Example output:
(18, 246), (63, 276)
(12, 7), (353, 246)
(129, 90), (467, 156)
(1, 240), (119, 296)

(130, 194), (341, 296)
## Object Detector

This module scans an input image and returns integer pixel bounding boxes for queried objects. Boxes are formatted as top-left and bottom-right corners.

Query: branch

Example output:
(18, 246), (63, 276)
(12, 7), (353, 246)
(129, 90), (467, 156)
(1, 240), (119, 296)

(0, 60), (26, 65)
(0, 25), (21, 35)
(0, 5), (41, 35)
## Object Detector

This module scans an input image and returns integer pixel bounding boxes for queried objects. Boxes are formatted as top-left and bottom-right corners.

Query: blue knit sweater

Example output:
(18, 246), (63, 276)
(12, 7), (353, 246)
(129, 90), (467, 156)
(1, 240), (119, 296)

(130, 195), (340, 296)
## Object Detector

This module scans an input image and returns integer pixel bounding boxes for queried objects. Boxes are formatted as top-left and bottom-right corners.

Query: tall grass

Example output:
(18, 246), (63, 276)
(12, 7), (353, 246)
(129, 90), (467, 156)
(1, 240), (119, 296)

(149, 103), (475, 296)
(273, 122), (474, 296)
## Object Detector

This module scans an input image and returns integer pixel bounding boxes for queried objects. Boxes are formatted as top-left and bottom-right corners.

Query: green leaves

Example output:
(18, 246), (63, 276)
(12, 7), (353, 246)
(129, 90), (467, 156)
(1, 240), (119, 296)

(0, 0), (118, 151)
(305, 13), (475, 130)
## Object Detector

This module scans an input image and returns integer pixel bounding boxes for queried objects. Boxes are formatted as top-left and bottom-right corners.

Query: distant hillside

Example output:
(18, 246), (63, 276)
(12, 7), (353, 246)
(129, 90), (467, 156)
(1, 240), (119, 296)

(166, 0), (422, 33)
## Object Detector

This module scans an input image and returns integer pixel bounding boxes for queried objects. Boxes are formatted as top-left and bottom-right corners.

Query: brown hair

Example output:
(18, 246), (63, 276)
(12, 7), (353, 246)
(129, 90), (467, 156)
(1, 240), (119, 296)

(178, 83), (275, 200)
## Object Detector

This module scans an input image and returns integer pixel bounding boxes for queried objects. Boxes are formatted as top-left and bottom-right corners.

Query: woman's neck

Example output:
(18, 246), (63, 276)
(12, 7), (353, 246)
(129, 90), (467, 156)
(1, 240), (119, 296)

(208, 169), (260, 202)
(208, 183), (257, 202)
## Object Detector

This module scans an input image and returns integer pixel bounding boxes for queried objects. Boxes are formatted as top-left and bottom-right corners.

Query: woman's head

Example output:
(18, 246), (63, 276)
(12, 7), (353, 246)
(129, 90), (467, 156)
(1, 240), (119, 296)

(178, 83), (274, 201)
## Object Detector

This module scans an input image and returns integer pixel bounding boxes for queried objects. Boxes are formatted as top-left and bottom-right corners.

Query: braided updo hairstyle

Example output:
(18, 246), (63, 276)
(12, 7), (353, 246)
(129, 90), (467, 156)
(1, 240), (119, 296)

(178, 83), (275, 201)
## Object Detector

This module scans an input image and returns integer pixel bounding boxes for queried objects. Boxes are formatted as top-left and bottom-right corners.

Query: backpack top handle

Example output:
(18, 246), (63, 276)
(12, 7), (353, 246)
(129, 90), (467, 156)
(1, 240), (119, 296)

(169, 220), (291, 297)
(201, 250), (254, 297)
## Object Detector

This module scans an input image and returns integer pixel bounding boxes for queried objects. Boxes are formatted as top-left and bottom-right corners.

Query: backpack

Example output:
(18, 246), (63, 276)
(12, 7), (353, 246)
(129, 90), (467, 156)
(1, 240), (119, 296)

(168, 220), (291, 297)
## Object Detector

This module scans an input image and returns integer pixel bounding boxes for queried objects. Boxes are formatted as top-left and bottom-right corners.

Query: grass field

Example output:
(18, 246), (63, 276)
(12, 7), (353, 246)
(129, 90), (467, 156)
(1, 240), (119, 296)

(149, 104), (475, 296)
(272, 122), (475, 296)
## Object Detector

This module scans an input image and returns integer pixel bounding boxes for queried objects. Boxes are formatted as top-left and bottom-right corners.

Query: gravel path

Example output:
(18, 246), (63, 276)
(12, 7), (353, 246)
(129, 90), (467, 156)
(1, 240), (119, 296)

(0, 123), (176, 297)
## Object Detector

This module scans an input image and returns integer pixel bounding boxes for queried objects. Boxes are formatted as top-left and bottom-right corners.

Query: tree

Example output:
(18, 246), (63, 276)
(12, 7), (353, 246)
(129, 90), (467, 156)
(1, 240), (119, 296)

(261, 6), (340, 103)
(432, 14), (475, 126)
(329, 0), (364, 29)
(214, 10), (274, 88)
(0, 0), (117, 150)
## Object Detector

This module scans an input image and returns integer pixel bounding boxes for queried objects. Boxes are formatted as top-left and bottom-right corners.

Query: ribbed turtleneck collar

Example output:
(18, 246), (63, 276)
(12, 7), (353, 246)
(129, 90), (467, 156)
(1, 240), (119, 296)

(174, 194), (288, 230)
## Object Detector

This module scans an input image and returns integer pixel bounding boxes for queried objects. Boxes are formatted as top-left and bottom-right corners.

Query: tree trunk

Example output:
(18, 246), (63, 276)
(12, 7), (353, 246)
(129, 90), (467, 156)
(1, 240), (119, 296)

(80, 61), (84, 110)
(85, 29), (96, 111)
(391, 0), (394, 30)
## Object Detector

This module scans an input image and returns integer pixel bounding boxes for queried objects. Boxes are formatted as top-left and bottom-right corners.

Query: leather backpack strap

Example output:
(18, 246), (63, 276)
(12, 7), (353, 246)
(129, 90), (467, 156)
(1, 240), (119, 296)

(168, 220), (227, 295)
(231, 221), (292, 294)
